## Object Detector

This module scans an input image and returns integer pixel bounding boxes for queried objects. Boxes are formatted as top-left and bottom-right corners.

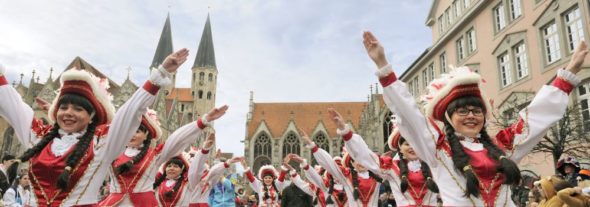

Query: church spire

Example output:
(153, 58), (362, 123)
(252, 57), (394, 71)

(151, 13), (174, 69)
(193, 14), (216, 69)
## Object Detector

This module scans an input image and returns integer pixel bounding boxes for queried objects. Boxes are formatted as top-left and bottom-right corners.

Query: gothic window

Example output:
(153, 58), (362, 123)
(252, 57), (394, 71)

(208, 73), (213, 82)
(199, 72), (205, 81)
(254, 133), (272, 158)
(198, 90), (203, 99)
(311, 132), (329, 166)
(207, 92), (212, 100)
(383, 111), (394, 151)
(282, 132), (300, 170)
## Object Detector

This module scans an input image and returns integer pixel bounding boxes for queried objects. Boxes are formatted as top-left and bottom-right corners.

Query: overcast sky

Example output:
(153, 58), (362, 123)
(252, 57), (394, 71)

(0, 1), (432, 159)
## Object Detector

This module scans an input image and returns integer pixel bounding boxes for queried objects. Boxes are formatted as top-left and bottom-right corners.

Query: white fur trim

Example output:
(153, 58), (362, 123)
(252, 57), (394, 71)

(374, 64), (393, 78)
(422, 66), (491, 121)
(149, 66), (172, 87)
(557, 69), (581, 86)
(300, 159), (307, 168)
(257, 165), (278, 180)
(143, 108), (162, 139)
(336, 124), (351, 136)
(48, 69), (115, 123)
(305, 142), (317, 149)
(0, 64), (5, 76)
(280, 165), (288, 172)
(201, 113), (211, 126)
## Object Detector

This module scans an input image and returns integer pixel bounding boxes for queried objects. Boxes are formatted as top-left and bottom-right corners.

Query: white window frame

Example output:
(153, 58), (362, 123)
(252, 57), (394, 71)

(513, 42), (529, 80)
(457, 37), (465, 60)
(509, 0), (522, 20)
(542, 22), (561, 64)
(499, 52), (513, 87)
(494, 4), (507, 31)
(467, 28), (477, 53)
(577, 82), (590, 131)
(563, 6), (585, 52)
(440, 52), (447, 73)
(428, 63), (435, 81)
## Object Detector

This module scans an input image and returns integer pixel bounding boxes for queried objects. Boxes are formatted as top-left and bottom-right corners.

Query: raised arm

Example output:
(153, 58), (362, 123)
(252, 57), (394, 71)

(205, 157), (243, 185)
(188, 133), (215, 188)
(102, 48), (190, 162)
(498, 41), (588, 162)
(291, 154), (329, 193)
(0, 65), (35, 148)
(240, 159), (262, 194)
(283, 155), (317, 196)
(364, 31), (439, 166)
(158, 105), (228, 166)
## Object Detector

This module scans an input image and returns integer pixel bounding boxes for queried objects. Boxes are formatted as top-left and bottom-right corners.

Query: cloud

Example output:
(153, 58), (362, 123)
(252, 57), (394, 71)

(0, 0), (431, 158)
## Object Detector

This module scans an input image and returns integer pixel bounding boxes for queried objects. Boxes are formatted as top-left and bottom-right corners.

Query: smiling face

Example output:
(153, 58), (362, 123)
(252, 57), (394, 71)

(128, 125), (148, 148)
(399, 138), (418, 161)
(166, 163), (183, 179)
(446, 96), (486, 138)
(55, 94), (95, 134)
(263, 175), (274, 186)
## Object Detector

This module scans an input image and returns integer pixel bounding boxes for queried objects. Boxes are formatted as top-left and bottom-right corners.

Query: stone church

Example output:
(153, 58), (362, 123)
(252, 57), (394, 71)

(0, 13), (219, 158)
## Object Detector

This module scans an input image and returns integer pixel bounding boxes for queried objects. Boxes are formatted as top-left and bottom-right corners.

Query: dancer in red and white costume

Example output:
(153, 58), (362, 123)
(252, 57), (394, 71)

(154, 154), (191, 207)
(241, 160), (288, 207)
(99, 105), (228, 207)
(301, 124), (382, 207)
(282, 154), (327, 207)
(0, 48), (189, 206)
(363, 31), (588, 206)
(290, 153), (348, 207)
(188, 133), (243, 207)
(340, 110), (440, 207)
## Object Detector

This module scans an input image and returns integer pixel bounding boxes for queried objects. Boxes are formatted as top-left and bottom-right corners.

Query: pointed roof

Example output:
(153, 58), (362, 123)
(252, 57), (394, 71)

(193, 14), (217, 69)
(61, 56), (120, 92)
(151, 13), (174, 69)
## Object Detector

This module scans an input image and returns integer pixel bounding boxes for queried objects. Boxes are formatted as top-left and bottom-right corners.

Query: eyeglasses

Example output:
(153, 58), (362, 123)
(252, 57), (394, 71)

(454, 108), (484, 116)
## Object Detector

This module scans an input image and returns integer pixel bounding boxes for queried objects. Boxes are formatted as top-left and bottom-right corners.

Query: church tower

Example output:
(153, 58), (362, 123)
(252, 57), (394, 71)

(150, 13), (175, 91)
(191, 14), (217, 118)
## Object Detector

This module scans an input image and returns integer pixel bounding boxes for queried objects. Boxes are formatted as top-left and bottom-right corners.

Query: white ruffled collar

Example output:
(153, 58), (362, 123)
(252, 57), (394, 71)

(407, 160), (422, 173)
(357, 171), (369, 179)
(51, 129), (86, 157)
(124, 145), (143, 157)
(165, 176), (180, 187)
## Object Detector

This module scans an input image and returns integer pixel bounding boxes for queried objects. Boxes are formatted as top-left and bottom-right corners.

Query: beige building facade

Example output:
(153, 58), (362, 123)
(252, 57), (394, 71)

(400, 0), (590, 176)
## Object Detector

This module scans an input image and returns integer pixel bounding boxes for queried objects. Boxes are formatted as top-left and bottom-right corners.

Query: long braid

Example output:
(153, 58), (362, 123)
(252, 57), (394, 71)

(420, 160), (439, 193)
(347, 157), (360, 200)
(57, 120), (98, 190)
(7, 123), (60, 184)
(271, 180), (282, 200)
(325, 175), (335, 204)
(398, 152), (410, 193)
(313, 186), (321, 205)
(153, 171), (167, 189)
(479, 129), (521, 185)
(368, 170), (383, 183)
(444, 124), (480, 197)
(115, 129), (153, 175)
(164, 172), (184, 197)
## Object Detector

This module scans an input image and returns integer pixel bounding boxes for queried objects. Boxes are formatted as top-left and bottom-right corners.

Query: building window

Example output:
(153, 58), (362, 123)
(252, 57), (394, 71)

(383, 111), (394, 151)
(438, 15), (444, 35)
(282, 132), (300, 170)
(311, 133), (329, 166)
(467, 28), (477, 53)
(208, 73), (213, 82)
(440, 52), (447, 73)
(452, 1), (460, 20)
(457, 37), (465, 61)
(198, 90), (203, 99)
(563, 6), (585, 53)
(254, 133), (272, 164)
(499, 52), (513, 87)
(412, 77), (419, 95)
(494, 4), (506, 31)
(199, 72), (205, 81)
(463, 0), (471, 9)
(207, 92), (212, 100)
(181, 104), (185, 112)
(422, 70), (428, 88)
(509, 0), (522, 20)
(577, 82), (590, 131)
(445, 8), (451, 28)
(513, 42), (529, 80)
(542, 22), (561, 64)
(428, 63), (435, 81)
(192, 73), (195, 82)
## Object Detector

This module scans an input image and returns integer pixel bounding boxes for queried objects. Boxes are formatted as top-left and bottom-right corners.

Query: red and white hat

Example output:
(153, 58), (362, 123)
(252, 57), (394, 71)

(159, 152), (191, 176)
(48, 69), (115, 125)
(422, 66), (491, 122)
(258, 165), (278, 180)
(141, 108), (162, 139)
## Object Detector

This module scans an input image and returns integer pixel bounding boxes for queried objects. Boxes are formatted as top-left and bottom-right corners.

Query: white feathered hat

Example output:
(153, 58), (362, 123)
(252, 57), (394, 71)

(258, 165), (278, 180)
(141, 108), (162, 139)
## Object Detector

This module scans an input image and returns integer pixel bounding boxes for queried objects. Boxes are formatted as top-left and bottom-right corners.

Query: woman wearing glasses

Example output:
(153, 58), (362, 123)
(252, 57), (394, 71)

(362, 31), (588, 206)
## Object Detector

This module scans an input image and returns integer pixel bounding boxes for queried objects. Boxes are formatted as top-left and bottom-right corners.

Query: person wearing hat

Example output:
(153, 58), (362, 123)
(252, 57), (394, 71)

(534, 176), (572, 207)
(301, 118), (384, 207)
(336, 108), (440, 207)
(0, 48), (189, 206)
(99, 103), (228, 206)
(188, 134), (243, 207)
(282, 154), (324, 207)
(291, 153), (348, 207)
(557, 155), (582, 186)
(240, 159), (288, 207)
(153, 154), (192, 207)
(363, 30), (588, 207)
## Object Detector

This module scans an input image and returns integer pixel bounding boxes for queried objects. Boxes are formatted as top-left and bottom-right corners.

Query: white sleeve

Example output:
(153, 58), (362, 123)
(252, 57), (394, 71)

(2, 188), (21, 207)
(301, 162), (328, 193)
(206, 162), (229, 185)
(379, 67), (440, 166)
(156, 119), (206, 167)
(0, 83), (34, 149)
(245, 169), (262, 194)
(308, 143), (350, 191)
(290, 172), (315, 196)
(343, 130), (388, 179)
(188, 148), (211, 188)
(508, 70), (579, 162)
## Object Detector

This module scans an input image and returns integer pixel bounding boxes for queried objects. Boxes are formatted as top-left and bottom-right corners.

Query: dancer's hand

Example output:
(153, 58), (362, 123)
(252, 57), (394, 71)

(289, 154), (305, 163)
(228, 156), (244, 165)
(327, 108), (346, 131)
(162, 48), (189, 73)
(240, 159), (248, 169)
(215, 149), (221, 160)
(205, 105), (229, 122)
(298, 128), (313, 145)
(566, 41), (589, 74)
(203, 133), (216, 149)
(363, 31), (388, 68)
(35, 97), (50, 111)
